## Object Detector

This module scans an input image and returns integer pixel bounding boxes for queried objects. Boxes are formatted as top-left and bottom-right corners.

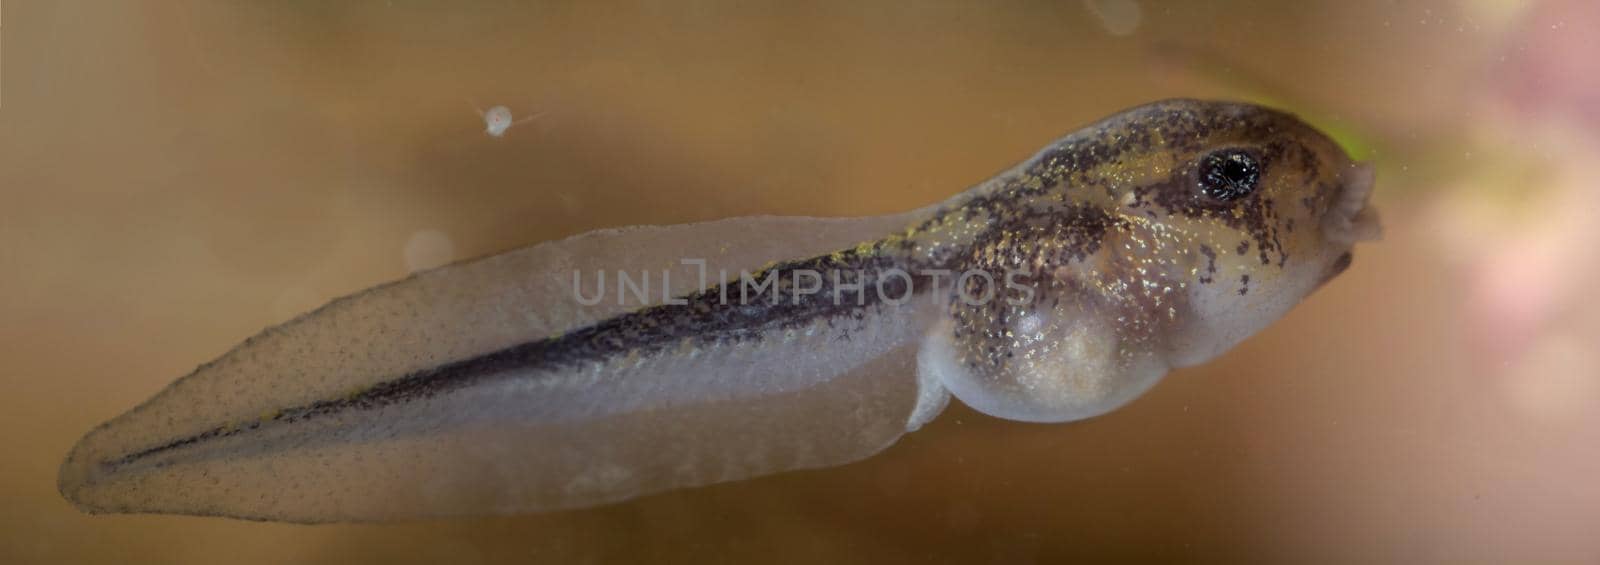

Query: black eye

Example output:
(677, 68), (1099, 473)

(1198, 149), (1261, 202)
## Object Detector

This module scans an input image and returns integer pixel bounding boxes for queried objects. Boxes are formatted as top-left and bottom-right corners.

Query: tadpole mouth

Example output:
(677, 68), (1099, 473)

(1323, 162), (1382, 245)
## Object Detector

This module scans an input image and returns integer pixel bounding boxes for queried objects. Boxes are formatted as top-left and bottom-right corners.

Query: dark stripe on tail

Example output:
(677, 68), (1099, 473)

(107, 247), (927, 469)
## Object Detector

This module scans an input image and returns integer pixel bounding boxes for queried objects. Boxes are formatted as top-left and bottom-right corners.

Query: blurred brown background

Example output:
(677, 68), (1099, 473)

(4, 0), (1599, 562)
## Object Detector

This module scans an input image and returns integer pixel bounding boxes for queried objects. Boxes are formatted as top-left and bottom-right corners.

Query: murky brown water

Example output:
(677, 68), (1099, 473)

(4, 1), (1599, 562)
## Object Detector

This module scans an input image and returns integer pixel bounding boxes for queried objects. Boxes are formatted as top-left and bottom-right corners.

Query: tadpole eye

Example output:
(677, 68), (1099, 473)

(1198, 149), (1261, 202)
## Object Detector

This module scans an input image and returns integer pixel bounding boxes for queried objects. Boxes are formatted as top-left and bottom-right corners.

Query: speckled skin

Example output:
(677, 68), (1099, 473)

(901, 98), (1374, 421)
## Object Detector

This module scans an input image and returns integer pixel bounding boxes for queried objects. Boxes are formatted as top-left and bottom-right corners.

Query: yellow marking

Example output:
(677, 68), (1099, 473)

(855, 239), (878, 256)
